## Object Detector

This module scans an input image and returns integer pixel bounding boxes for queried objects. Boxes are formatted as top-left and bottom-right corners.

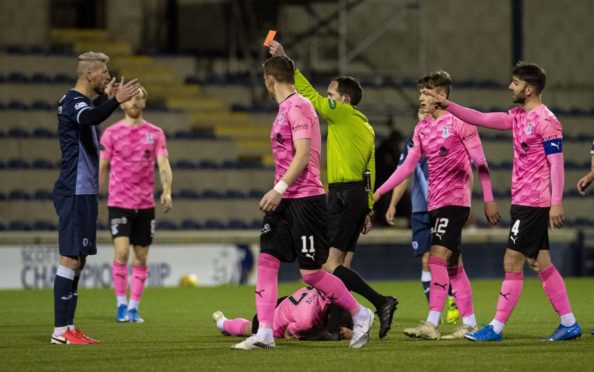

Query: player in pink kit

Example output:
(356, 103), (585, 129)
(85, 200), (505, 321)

(213, 286), (353, 341)
(231, 56), (373, 350)
(374, 71), (500, 340)
(99, 87), (173, 323)
(426, 61), (582, 341)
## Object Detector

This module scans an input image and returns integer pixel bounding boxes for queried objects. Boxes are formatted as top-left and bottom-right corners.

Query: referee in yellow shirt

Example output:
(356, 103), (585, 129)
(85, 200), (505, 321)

(269, 41), (397, 339)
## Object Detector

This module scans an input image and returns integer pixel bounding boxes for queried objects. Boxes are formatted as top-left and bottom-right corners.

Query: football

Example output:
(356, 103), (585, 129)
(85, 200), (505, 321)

(179, 274), (199, 287)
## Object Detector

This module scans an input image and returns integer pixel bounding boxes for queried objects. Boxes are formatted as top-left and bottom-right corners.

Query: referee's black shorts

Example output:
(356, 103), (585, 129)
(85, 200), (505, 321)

(327, 181), (368, 252)
(260, 194), (329, 270)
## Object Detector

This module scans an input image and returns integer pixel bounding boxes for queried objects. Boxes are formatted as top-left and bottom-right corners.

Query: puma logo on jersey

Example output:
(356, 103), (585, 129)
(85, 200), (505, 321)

(510, 236), (518, 244)
(434, 232), (444, 240)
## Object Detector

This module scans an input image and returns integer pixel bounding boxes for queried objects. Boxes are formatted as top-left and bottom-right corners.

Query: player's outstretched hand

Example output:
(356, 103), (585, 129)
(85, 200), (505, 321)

(259, 189), (282, 212)
(422, 89), (450, 110)
(104, 77), (119, 100)
(484, 201), (500, 225)
(385, 205), (396, 226)
(549, 204), (564, 229)
(576, 172), (593, 195)
(268, 40), (288, 58)
(161, 192), (172, 213)
(115, 77), (142, 103)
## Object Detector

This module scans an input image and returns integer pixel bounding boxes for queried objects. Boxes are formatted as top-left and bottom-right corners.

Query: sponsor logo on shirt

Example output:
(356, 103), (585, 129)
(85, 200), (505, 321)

(74, 102), (89, 110)
(291, 122), (309, 132)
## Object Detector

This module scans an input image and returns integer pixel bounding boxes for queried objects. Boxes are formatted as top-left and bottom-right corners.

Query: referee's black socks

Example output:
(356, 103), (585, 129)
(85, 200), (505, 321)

(333, 265), (386, 310)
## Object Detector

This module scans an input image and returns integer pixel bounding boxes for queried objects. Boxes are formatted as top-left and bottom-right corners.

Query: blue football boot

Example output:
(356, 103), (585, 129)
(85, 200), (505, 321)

(128, 308), (145, 323)
(117, 304), (129, 322)
(464, 325), (503, 342)
(544, 323), (581, 341)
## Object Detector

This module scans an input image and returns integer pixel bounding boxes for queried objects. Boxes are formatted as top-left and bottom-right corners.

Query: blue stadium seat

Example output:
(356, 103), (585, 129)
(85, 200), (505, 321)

(7, 72), (28, 83)
(250, 219), (262, 229)
(175, 160), (196, 169)
(32, 159), (54, 169)
(32, 127), (55, 138)
(31, 100), (53, 111)
(31, 73), (52, 84)
(201, 189), (222, 199)
(7, 101), (28, 110)
(8, 221), (31, 231)
(227, 219), (248, 229)
(9, 190), (31, 200)
(197, 160), (218, 169)
(204, 219), (225, 230)
(6, 158), (29, 169)
(181, 219), (201, 230)
(221, 160), (240, 169)
(178, 189), (199, 199)
(53, 73), (74, 84)
(33, 220), (56, 230)
(224, 189), (246, 199)
(7, 127), (29, 137)
(156, 220), (177, 230)
(248, 189), (264, 199)
(34, 190), (53, 200)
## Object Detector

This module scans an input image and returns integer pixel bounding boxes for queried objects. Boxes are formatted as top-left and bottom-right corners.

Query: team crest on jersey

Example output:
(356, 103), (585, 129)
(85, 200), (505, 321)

(441, 126), (450, 138)
(439, 146), (449, 157)
(74, 102), (89, 110)
(525, 123), (535, 135)
(146, 133), (154, 144)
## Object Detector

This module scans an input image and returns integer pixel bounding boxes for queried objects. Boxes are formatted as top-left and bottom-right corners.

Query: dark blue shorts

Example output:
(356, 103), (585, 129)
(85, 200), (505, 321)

(411, 211), (431, 257)
(53, 194), (98, 257)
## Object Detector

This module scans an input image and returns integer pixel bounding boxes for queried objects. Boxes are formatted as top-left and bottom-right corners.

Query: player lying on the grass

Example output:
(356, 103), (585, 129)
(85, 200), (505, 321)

(213, 286), (354, 341)
(374, 70), (500, 340)
(425, 61), (582, 342)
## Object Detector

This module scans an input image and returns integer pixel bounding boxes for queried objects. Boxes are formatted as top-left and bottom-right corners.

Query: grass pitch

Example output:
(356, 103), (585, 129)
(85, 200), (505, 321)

(0, 278), (592, 371)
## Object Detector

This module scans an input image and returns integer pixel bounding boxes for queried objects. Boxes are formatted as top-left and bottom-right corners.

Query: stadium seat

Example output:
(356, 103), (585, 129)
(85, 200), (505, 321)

(197, 160), (219, 169)
(202, 189), (222, 199)
(227, 219), (248, 229)
(32, 127), (55, 138)
(7, 101), (28, 110)
(223, 189), (246, 199)
(32, 159), (55, 169)
(8, 221), (31, 231)
(53, 73), (75, 84)
(180, 219), (201, 230)
(31, 73), (52, 84)
(204, 219), (225, 229)
(33, 190), (53, 200)
(7, 72), (29, 83)
(156, 220), (177, 230)
(6, 159), (29, 169)
(178, 189), (199, 199)
(7, 127), (29, 138)
(174, 160), (196, 169)
(250, 219), (262, 229)
(31, 100), (53, 111)
(33, 220), (57, 230)
(9, 190), (31, 200)
(248, 189), (264, 199)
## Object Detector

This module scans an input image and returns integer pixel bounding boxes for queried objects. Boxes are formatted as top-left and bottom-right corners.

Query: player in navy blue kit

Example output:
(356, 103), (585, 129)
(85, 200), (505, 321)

(50, 51), (141, 345)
